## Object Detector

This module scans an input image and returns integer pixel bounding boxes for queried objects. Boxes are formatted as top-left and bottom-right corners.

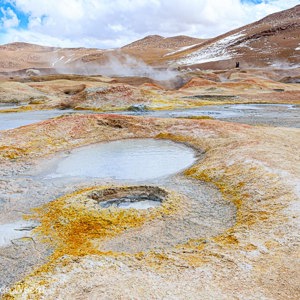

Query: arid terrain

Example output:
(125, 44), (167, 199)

(0, 4), (299, 300)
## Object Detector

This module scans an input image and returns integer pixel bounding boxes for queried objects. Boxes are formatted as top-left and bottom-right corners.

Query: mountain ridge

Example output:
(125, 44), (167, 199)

(0, 5), (299, 72)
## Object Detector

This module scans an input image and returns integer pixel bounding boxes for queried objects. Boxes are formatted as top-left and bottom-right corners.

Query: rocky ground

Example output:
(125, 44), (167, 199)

(0, 109), (299, 299)
(0, 55), (299, 300)
(1, 67), (300, 113)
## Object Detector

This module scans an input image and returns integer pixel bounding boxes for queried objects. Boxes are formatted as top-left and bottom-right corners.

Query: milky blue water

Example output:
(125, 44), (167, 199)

(45, 138), (197, 181)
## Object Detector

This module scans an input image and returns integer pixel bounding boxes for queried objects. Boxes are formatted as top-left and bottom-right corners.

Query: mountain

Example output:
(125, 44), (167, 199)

(76, 35), (205, 67)
(122, 35), (204, 50)
(0, 42), (99, 73)
(0, 5), (299, 73)
(0, 35), (204, 73)
(166, 5), (300, 69)
(118, 35), (205, 65)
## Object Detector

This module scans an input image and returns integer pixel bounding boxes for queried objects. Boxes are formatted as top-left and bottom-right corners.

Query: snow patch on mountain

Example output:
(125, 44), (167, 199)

(164, 43), (201, 57)
(176, 32), (245, 65)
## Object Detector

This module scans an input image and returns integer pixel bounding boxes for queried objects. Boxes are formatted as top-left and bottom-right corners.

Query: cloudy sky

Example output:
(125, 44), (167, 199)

(0, 0), (298, 48)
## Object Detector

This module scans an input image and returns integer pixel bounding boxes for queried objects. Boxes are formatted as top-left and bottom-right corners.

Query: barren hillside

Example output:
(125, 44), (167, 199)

(166, 4), (300, 69)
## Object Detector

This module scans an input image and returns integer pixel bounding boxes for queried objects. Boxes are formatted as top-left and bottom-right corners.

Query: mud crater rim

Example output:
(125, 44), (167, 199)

(88, 186), (167, 209)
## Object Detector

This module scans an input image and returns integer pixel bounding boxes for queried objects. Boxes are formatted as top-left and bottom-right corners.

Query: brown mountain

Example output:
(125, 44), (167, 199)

(0, 35), (204, 73)
(75, 35), (205, 67)
(118, 35), (205, 65)
(122, 35), (204, 49)
(0, 5), (299, 74)
(166, 5), (300, 69)
(0, 42), (100, 73)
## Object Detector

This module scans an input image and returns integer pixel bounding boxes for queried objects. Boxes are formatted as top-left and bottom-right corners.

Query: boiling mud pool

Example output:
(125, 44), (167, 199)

(44, 138), (197, 182)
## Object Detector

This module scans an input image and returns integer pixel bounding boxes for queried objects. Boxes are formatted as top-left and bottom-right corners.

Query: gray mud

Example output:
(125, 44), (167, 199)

(0, 139), (235, 290)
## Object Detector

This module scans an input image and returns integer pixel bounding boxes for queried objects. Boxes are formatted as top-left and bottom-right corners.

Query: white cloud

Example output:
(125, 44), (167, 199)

(0, 0), (299, 48)
(242, 0), (299, 21)
(0, 28), (123, 48)
(0, 7), (20, 29)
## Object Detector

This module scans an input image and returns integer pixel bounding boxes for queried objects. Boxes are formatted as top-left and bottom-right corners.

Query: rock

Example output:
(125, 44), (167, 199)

(62, 84), (86, 95)
(25, 69), (41, 77)
(127, 104), (149, 112)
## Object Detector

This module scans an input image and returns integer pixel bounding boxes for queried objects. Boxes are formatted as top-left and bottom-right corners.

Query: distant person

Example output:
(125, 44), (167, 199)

(235, 62), (240, 68)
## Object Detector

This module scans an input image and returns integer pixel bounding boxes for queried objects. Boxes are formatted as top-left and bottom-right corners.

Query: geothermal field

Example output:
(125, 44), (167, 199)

(0, 3), (299, 300)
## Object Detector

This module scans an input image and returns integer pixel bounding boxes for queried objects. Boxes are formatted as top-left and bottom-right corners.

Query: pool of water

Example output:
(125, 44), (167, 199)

(0, 104), (22, 110)
(114, 103), (299, 118)
(1, 104), (299, 130)
(0, 220), (37, 247)
(41, 139), (197, 182)
(227, 104), (297, 110)
(0, 110), (76, 130)
(100, 199), (161, 209)
(113, 104), (300, 127)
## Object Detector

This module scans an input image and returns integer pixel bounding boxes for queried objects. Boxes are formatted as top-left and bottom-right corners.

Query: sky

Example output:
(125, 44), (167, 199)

(0, 0), (299, 48)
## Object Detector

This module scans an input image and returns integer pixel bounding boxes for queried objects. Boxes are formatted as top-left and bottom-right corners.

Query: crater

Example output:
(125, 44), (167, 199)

(88, 186), (167, 209)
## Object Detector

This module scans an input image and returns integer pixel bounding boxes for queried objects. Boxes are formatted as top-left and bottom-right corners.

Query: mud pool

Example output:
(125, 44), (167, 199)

(22, 138), (235, 251)
(93, 186), (167, 209)
(0, 109), (76, 130)
(0, 104), (298, 130)
(117, 104), (300, 127)
(104, 200), (161, 209)
(39, 138), (197, 181)
(0, 220), (37, 247)
(0, 104), (21, 110)
(0, 123), (237, 290)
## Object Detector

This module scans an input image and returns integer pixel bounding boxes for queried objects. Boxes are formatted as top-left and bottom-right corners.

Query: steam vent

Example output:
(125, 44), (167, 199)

(0, 2), (300, 299)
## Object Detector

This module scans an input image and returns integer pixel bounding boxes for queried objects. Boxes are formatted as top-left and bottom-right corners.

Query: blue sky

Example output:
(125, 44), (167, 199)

(0, 0), (298, 48)
(0, 1), (28, 30)
(241, 0), (263, 3)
